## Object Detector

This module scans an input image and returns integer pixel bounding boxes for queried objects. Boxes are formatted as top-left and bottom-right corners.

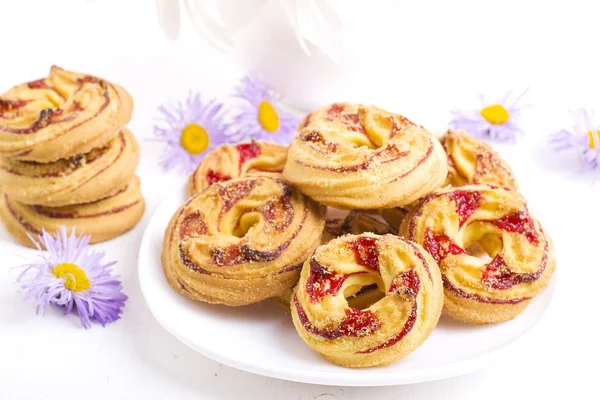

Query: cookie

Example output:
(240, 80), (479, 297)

(440, 129), (518, 190)
(283, 103), (448, 209)
(0, 66), (133, 163)
(400, 184), (555, 324)
(0, 129), (139, 207)
(162, 176), (326, 306)
(0, 176), (145, 247)
(291, 233), (443, 367)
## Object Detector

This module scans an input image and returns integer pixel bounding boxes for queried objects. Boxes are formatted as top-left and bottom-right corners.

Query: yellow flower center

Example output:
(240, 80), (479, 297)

(257, 101), (279, 133)
(587, 130), (600, 149)
(480, 104), (510, 125)
(180, 124), (210, 155)
(52, 263), (91, 292)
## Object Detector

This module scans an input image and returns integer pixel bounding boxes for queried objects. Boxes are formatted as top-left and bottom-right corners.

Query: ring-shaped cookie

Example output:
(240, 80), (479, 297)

(441, 129), (518, 190)
(189, 140), (287, 195)
(0, 176), (145, 247)
(0, 129), (139, 207)
(163, 176), (326, 306)
(400, 184), (555, 324)
(283, 103), (448, 209)
(0, 66), (133, 163)
(291, 233), (443, 368)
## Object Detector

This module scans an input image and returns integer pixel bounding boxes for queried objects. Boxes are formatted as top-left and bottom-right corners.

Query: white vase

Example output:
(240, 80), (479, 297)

(224, 1), (403, 112)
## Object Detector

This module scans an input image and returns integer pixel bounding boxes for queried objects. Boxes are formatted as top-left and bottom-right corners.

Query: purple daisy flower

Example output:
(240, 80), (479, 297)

(449, 90), (528, 142)
(550, 109), (600, 174)
(16, 227), (127, 329)
(227, 74), (299, 145)
(154, 92), (228, 175)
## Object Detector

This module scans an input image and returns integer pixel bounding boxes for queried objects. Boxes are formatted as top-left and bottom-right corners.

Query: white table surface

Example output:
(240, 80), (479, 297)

(1, 1), (598, 399)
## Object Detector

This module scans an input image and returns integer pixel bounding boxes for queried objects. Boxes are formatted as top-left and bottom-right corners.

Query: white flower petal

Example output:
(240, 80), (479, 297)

(216, 0), (269, 33)
(183, 0), (234, 52)
(155, 0), (181, 40)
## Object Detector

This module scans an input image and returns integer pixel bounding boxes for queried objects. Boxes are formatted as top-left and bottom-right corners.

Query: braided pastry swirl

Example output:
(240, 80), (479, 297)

(401, 184), (555, 324)
(283, 103), (448, 210)
(0, 176), (144, 247)
(292, 233), (443, 367)
(0, 66), (132, 163)
(440, 129), (518, 190)
(0, 129), (138, 206)
(163, 177), (326, 306)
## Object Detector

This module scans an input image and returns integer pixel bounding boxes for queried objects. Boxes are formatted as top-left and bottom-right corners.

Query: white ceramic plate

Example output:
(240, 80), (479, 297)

(138, 182), (556, 387)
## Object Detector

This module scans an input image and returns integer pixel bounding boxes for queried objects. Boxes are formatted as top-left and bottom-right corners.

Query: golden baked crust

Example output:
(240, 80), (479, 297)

(440, 129), (518, 189)
(283, 103), (448, 209)
(291, 233), (443, 368)
(0, 176), (145, 247)
(162, 176), (326, 306)
(188, 140), (287, 195)
(0, 66), (133, 163)
(0, 129), (139, 206)
(400, 184), (555, 324)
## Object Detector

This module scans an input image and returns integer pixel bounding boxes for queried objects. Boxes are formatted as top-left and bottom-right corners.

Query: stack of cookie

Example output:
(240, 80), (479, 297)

(0, 66), (145, 247)
(161, 102), (556, 368)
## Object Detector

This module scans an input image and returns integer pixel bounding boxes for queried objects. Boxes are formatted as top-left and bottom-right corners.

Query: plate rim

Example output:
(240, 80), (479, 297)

(137, 184), (557, 387)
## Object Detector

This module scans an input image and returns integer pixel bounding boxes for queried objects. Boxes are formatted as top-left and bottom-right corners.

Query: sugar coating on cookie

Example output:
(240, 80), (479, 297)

(380, 129), (519, 232)
(291, 233), (443, 368)
(163, 176), (326, 306)
(188, 140), (288, 195)
(0, 176), (145, 248)
(0, 129), (139, 207)
(283, 103), (448, 210)
(401, 184), (555, 324)
(440, 129), (518, 190)
(0, 66), (133, 163)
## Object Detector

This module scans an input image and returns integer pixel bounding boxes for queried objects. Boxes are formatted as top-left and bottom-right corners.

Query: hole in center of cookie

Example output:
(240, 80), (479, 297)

(464, 232), (502, 261)
(231, 213), (260, 238)
(345, 284), (385, 310)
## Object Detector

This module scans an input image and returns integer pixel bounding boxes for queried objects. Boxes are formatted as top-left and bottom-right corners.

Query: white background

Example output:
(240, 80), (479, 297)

(0, 1), (599, 399)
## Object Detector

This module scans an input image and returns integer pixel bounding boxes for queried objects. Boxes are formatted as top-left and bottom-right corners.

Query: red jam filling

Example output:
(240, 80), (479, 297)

(447, 190), (481, 227)
(179, 211), (207, 239)
(206, 169), (231, 185)
(349, 236), (380, 271)
(306, 259), (350, 302)
(260, 185), (293, 231)
(236, 142), (261, 171)
(358, 302), (416, 354)
(219, 180), (257, 215)
(422, 228), (467, 263)
(442, 277), (529, 304)
(481, 254), (544, 290)
(492, 210), (539, 245)
(341, 112), (364, 133)
(389, 269), (420, 296)
(294, 294), (381, 339)
(375, 144), (409, 164)
(326, 103), (344, 120)
(27, 79), (51, 89)
(0, 99), (30, 115)
(299, 130), (338, 153)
